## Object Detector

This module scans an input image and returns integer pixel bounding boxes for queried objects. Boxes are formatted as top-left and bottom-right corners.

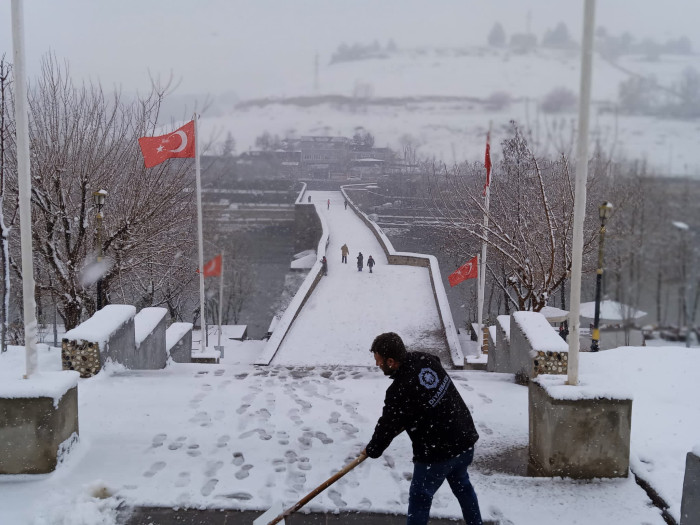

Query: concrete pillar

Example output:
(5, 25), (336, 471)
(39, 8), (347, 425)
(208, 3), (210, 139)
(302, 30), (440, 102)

(0, 376), (79, 474)
(529, 380), (632, 478)
(681, 450), (700, 524)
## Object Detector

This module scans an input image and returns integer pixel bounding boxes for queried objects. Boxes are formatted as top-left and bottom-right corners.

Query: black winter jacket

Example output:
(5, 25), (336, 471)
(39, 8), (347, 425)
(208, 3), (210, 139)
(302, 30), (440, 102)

(366, 352), (479, 462)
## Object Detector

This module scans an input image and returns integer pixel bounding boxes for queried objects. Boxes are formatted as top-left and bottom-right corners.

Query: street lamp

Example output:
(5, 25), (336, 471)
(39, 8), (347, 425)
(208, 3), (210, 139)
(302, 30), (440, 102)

(93, 190), (107, 310)
(591, 201), (613, 352)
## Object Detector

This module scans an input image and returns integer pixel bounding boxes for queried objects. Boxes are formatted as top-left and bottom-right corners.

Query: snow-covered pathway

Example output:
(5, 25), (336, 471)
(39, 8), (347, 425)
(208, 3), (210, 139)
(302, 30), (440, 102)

(272, 190), (447, 366)
(0, 344), (673, 524)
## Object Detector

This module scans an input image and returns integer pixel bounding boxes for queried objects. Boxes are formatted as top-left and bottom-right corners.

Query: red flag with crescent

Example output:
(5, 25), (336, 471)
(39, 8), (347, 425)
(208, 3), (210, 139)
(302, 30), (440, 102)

(483, 130), (492, 196)
(448, 255), (478, 287)
(138, 121), (195, 168)
(198, 254), (222, 278)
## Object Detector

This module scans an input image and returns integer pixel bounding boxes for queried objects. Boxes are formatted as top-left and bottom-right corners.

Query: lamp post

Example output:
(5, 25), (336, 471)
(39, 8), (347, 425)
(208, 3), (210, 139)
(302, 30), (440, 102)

(93, 190), (107, 310)
(591, 201), (613, 352)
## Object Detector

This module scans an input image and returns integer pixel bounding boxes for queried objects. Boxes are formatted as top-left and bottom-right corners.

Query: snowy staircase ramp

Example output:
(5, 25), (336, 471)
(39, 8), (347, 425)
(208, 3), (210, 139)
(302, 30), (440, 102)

(256, 189), (464, 368)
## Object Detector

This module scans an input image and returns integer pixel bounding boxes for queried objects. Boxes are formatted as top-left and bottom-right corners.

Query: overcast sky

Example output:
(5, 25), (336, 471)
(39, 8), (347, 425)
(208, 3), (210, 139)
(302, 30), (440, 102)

(1, 1), (699, 99)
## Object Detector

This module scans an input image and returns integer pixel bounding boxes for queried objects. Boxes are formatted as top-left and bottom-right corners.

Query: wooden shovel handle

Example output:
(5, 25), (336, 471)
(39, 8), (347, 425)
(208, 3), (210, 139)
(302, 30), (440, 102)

(267, 452), (368, 524)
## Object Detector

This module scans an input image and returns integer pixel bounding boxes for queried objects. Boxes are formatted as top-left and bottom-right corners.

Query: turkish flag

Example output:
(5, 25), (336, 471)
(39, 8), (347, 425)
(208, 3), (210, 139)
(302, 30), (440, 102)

(199, 254), (222, 278)
(448, 255), (478, 287)
(483, 130), (492, 196)
(138, 121), (195, 168)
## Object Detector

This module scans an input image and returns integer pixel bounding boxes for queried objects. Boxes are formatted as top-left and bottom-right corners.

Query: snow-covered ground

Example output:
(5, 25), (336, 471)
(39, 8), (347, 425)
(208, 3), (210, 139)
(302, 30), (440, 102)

(2, 342), (698, 524)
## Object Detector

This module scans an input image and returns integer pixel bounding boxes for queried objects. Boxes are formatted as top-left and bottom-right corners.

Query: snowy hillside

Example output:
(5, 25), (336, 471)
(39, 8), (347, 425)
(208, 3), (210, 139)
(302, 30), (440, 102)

(200, 47), (700, 177)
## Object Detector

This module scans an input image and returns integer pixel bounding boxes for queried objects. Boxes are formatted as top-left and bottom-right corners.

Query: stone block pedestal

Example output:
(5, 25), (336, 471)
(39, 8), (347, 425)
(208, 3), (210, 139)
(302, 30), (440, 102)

(529, 379), (632, 479)
(0, 373), (79, 474)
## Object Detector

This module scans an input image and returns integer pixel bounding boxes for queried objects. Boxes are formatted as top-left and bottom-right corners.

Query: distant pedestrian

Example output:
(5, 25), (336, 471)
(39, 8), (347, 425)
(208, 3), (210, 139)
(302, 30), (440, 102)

(341, 243), (349, 264)
(357, 252), (364, 272)
(321, 256), (328, 276)
(327, 198), (330, 210)
(308, 195), (311, 203)
(344, 199), (348, 210)
(367, 255), (375, 273)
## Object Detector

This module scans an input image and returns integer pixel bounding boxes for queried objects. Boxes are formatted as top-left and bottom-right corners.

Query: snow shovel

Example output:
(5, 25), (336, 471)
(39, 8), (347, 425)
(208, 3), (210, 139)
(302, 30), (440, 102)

(253, 451), (367, 525)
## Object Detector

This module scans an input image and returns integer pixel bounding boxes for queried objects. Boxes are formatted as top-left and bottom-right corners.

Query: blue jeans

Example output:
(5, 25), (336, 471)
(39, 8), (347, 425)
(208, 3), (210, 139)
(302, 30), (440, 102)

(407, 448), (482, 525)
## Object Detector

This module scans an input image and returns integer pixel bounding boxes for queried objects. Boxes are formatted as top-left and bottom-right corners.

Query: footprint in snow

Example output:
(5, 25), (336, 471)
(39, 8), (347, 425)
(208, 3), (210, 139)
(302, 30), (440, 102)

(232, 452), (245, 466)
(143, 461), (166, 478)
(478, 393), (493, 404)
(328, 489), (347, 508)
(314, 431), (333, 444)
(257, 408), (271, 421)
(151, 433), (167, 448)
(235, 464), (253, 479)
(217, 492), (253, 501)
(272, 458), (286, 473)
(201, 478), (218, 496)
(205, 460), (224, 477)
(214, 369), (225, 376)
(478, 422), (494, 435)
(174, 472), (190, 487)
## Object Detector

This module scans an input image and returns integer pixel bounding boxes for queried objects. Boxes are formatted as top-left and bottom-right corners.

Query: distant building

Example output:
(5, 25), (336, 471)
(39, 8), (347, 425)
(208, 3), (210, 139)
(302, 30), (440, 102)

(300, 136), (351, 179)
(236, 150), (301, 179)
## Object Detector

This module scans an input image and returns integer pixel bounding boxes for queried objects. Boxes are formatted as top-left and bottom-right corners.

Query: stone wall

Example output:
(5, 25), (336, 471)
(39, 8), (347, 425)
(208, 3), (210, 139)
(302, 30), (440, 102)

(510, 312), (568, 384)
(488, 316), (512, 373)
(134, 307), (168, 369)
(167, 323), (193, 363)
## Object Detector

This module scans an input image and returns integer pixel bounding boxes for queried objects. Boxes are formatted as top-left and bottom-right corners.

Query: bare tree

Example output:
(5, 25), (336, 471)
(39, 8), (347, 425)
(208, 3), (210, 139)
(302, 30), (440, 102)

(0, 56), (18, 352)
(428, 123), (605, 313)
(4, 55), (198, 330)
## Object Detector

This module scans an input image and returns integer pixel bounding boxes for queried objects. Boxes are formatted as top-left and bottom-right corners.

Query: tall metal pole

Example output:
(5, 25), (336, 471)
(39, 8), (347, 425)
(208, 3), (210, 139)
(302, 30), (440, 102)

(96, 205), (104, 309)
(217, 251), (224, 348)
(194, 114), (206, 353)
(567, 0), (596, 386)
(591, 209), (609, 351)
(11, 0), (39, 378)
(477, 124), (492, 354)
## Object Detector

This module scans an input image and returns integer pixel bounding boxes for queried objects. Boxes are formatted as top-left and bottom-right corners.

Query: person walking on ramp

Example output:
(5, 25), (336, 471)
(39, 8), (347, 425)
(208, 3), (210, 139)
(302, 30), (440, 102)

(357, 252), (364, 272)
(367, 255), (375, 273)
(327, 198), (330, 210)
(341, 244), (349, 264)
(363, 332), (482, 525)
(321, 256), (328, 276)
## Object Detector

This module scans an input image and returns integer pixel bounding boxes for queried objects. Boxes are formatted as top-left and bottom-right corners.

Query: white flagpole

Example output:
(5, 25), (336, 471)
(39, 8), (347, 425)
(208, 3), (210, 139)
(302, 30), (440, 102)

(194, 114), (206, 354)
(568, 0), (596, 386)
(476, 124), (492, 355)
(11, 0), (39, 378)
(217, 251), (224, 348)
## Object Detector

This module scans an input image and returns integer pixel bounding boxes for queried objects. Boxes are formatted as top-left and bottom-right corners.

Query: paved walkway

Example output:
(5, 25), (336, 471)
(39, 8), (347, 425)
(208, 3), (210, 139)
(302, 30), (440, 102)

(272, 190), (451, 367)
